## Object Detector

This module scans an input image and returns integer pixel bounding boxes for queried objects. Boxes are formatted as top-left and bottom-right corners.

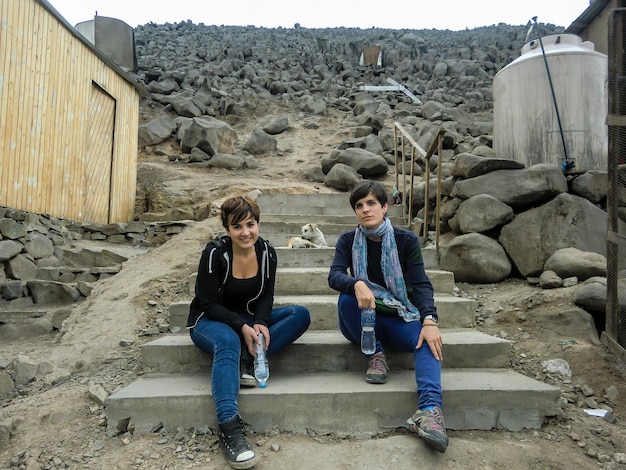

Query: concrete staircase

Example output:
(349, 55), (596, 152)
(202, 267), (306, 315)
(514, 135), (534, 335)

(106, 193), (561, 437)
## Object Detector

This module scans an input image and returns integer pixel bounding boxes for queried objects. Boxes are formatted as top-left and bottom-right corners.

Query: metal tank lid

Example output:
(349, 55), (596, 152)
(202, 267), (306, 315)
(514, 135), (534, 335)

(505, 33), (606, 68)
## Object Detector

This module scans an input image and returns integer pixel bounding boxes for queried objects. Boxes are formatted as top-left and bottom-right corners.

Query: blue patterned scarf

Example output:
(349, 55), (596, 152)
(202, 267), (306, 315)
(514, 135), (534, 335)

(352, 217), (420, 322)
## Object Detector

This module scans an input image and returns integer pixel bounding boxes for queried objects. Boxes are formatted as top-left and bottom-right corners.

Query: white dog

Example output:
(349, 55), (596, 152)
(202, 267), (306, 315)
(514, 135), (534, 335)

(286, 223), (328, 248)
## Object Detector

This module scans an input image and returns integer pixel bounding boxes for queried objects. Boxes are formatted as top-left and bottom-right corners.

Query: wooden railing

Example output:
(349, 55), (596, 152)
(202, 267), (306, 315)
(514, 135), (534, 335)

(393, 123), (445, 253)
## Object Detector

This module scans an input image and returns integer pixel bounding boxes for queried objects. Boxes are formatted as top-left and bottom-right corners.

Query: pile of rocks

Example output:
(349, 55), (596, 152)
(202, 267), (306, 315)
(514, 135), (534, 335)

(0, 207), (191, 312)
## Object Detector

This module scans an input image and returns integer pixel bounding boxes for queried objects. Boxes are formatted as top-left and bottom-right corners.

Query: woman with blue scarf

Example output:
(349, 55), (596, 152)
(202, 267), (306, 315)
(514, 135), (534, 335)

(328, 180), (448, 453)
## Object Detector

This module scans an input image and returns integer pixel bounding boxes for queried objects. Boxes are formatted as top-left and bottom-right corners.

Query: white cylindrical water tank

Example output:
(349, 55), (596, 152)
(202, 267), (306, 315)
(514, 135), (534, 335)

(493, 34), (607, 173)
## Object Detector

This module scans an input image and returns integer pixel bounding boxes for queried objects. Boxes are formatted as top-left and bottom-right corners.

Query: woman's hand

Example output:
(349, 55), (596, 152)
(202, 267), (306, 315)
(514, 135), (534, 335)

(354, 280), (376, 310)
(416, 321), (443, 361)
(242, 324), (259, 356)
(253, 324), (270, 351)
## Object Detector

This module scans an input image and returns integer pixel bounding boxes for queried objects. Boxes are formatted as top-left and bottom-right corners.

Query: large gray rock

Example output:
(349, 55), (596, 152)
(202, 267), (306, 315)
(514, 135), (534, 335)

(23, 232), (54, 259)
(0, 218), (27, 239)
(570, 170), (608, 204)
(5, 255), (38, 280)
(322, 148), (389, 178)
(324, 163), (361, 191)
(242, 128), (278, 156)
(138, 116), (177, 147)
(208, 154), (245, 169)
(573, 278), (607, 314)
(451, 163), (568, 208)
(59, 248), (127, 268)
(337, 134), (384, 156)
(180, 117), (238, 156)
(499, 193), (608, 277)
(455, 194), (514, 233)
(439, 232), (512, 283)
(544, 247), (607, 281)
(0, 240), (23, 262)
(27, 280), (82, 304)
(260, 115), (289, 135)
(451, 153), (525, 179)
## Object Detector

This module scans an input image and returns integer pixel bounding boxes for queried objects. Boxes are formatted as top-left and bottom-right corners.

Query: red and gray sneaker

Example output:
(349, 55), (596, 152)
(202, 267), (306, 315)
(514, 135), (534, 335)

(406, 406), (449, 453)
(365, 352), (389, 384)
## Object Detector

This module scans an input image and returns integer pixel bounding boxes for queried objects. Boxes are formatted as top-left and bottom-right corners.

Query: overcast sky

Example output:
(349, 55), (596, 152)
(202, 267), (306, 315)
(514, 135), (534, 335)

(47, 0), (592, 31)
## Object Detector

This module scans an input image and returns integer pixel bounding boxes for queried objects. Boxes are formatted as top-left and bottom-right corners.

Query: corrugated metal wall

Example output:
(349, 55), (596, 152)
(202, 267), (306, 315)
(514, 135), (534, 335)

(0, 0), (139, 223)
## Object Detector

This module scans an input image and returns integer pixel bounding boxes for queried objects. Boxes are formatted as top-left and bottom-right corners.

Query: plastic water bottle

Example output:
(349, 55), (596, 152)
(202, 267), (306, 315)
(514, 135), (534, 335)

(360, 309), (376, 355)
(254, 333), (269, 388)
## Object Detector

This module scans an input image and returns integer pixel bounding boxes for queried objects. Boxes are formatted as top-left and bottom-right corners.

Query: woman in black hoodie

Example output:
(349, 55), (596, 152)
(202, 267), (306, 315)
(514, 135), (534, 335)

(187, 195), (310, 469)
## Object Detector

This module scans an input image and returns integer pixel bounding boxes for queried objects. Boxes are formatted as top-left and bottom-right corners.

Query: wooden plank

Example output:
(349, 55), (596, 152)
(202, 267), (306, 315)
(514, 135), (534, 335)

(34, 6), (50, 209)
(0, 0), (11, 205)
(386, 78), (422, 104)
(41, 4), (59, 216)
(22, 0), (38, 210)
(359, 85), (402, 92)
(48, 15), (67, 218)
(6, 0), (28, 209)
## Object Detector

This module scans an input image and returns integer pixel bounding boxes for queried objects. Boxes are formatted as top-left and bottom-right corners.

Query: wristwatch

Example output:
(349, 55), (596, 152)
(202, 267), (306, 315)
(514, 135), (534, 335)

(423, 314), (438, 324)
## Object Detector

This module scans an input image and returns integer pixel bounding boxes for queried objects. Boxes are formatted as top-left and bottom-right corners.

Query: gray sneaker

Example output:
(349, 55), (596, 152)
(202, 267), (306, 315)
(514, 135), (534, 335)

(240, 354), (257, 388)
(365, 352), (388, 384)
(406, 406), (449, 453)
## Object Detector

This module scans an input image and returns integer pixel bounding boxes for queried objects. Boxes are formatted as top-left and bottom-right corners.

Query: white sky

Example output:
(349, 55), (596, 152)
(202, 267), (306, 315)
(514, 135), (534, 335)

(47, 0), (593, 31)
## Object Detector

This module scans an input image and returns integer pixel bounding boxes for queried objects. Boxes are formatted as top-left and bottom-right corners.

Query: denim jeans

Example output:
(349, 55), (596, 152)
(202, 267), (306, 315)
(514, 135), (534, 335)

(189, 305), (310, 424)
(337, 293), (443, 410)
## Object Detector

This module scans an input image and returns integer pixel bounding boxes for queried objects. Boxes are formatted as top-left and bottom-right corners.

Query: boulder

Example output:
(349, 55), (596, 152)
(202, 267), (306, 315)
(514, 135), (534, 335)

(180, 117), (238, 156)
(455, 194), (514, 233)
(451, 163), (568, 208)
(322, 148), (388, 178)
(499, 193), (608, 277)
(544, 247), (607, 281)
(439, 232), (512, 283)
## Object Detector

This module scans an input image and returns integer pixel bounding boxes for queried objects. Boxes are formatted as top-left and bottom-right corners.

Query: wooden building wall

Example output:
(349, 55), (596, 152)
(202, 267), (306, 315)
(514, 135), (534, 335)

(0, 0), (140, 224)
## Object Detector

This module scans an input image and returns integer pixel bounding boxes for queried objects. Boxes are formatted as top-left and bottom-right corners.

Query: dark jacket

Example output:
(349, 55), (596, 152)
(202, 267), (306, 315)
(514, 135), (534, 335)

(328, 225), (437, 322)
(187, 236), (277, 332)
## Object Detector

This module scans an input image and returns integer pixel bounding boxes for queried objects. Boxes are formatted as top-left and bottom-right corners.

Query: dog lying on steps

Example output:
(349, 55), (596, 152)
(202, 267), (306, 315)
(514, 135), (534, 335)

(286, 223), (328, 248)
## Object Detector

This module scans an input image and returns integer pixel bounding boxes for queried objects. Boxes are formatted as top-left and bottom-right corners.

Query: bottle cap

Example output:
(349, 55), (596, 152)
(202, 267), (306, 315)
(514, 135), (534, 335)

(259, 381), (267, 388)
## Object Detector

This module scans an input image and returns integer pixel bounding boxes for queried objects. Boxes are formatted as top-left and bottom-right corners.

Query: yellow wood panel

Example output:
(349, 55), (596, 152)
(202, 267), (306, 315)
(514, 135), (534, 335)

(33, 9), (50, 208)
(1, 0), (140, 223)
(22, 0), (38, 209)
(0, 0), (10, 204)
(47, 8), (69, 219)
(5, 0), (28, 210)
(40, 4), (58, 216)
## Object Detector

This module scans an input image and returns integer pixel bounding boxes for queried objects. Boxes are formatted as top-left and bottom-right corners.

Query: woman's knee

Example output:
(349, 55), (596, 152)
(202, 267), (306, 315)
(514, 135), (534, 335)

(296, 305), (311, 328)
(338, 293), (359, 316)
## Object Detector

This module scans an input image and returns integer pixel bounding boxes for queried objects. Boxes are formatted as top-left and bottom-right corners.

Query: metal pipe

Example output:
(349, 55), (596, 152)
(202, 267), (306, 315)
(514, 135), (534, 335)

(531, 17), (572, 171)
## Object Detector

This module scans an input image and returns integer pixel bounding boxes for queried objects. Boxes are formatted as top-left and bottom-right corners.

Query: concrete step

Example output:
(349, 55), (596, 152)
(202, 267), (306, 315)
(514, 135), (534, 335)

(257, 193), (403, 218)
(141, 329), (512, 375)
(105, 369), (562, 436)
(266, 232), (341, 248)
(273, 246), (440, 270)
(168, 294), (477, 332)
(187, 266), (455, 299)
(261, 221), (369, 239)
(273, 267), (455, 296)
(261, 213), (404, 227)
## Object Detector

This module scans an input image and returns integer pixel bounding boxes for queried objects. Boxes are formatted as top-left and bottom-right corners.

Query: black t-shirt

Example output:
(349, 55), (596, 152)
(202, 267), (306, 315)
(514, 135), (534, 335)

(222, 272), (261, 315)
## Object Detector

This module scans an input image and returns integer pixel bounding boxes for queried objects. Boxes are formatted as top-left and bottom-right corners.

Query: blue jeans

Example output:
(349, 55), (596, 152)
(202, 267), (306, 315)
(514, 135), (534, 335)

(338, 293), (443, 410)
(189, 305), (310, 424)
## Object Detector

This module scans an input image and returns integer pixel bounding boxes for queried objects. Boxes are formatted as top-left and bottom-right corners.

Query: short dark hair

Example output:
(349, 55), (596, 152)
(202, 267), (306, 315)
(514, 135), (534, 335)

(220, 196), (260, 228)
(349, 181), (388, 210)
